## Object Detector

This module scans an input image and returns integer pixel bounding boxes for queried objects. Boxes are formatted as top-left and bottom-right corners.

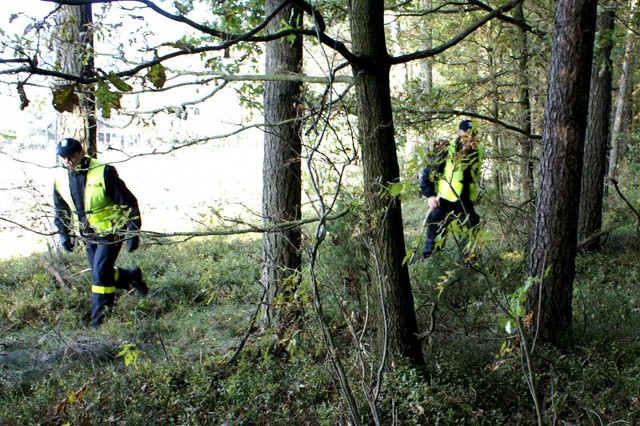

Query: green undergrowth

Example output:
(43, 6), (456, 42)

(1, 210), (640, 424)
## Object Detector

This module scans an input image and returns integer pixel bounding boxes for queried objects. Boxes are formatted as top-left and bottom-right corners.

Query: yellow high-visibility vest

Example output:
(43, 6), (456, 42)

(55, 158), (129, 235)
(437, 140), (484, 202)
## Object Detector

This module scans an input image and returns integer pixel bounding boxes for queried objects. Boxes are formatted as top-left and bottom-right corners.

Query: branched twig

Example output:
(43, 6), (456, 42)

(611, 178), (640, 241)
(473, 250), (545, 425)
(141, 209), (349, 240)
(576, 221), (622, 250)
(156, 332), (170, 362)
(41, 260), (71, 289)
(611, 178), (640, 219)
(363, 238), (386, 426)
(391, 0), (525, 64)
(226, 280), (268, 367)
(303, 45), (363, 423)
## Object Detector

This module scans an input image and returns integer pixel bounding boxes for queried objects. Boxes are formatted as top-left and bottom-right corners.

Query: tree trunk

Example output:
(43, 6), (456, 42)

(419, 0), (433, 93)
(349, 0), (424, 366)
(526, 0), (597, 347)
(488, 40), (503, 200)
(578, 6), (615, 249)
(54, 4), (97, 157)
(514, 3), (534, 203)
(607, 0), (637, 184)
(260, 0), (303, 327)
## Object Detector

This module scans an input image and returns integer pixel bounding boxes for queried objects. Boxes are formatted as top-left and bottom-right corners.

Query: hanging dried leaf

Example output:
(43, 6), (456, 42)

(52, 85), (79, 113)
(17, 83), (30, 110)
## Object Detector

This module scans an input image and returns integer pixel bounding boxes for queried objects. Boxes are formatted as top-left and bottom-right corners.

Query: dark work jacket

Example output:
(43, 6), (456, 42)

(418, 148), (446, 198)
(53, 156), (141, 239)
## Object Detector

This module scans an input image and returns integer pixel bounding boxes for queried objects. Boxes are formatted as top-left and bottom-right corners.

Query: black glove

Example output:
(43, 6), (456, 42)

(126, 235), (139, 252)
(60, 235), (74, 252)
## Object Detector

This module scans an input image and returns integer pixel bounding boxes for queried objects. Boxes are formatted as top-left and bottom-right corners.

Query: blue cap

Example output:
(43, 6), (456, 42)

(56, 138), (83, 157)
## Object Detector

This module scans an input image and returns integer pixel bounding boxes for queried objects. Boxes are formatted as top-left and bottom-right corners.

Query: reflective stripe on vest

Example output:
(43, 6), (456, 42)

(55, 159), (126, 235)
(437, 140), (484, 202)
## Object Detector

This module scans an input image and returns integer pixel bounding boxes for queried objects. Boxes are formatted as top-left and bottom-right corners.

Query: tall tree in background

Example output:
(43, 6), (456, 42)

(526, 0), (597, 347)
(487, 20), (504, 199)
(53, 3), (97, 157)
(419, 0), (433, 93)
(608, 0), (637, 184)
(260, 0), (304, 327)
(513, 3), (535, 203)
(578, 6), (615, 249)
(349, 0), (424, 366)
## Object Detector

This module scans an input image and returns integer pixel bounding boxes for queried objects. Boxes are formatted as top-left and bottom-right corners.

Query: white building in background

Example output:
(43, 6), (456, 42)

(97, 118), (145, 153)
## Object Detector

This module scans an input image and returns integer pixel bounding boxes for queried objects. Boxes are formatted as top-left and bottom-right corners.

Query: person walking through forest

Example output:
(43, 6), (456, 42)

(53, 137), (148, 328)
(418, 119), (484, 260)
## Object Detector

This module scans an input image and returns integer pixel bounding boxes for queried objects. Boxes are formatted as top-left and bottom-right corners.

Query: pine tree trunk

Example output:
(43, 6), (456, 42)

(514, 3), (534, 203)
(349, 0), (424, 366)
(526, 0), (597, 347)
(260, 0), (303, 327)
(578, 6), (615, 249)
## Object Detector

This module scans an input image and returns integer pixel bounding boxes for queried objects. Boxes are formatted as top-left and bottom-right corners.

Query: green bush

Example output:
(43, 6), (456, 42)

(2, 219), (640, 425)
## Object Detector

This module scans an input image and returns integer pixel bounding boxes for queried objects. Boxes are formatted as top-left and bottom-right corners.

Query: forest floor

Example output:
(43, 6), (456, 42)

(2, 194), (640, 424)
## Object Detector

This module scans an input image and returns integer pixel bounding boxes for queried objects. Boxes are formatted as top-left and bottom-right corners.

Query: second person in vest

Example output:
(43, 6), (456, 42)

(53, 137), (148, 328)
(418, 119), (484, 260)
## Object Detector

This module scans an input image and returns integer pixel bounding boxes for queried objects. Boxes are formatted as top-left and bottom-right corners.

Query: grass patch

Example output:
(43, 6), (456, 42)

(1, 209), (640, 424)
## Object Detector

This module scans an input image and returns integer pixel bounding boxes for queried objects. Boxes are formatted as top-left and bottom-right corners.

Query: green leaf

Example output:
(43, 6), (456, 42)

(117, 343), (139, 369)
(504, 319), (515, 334)
(402, 250), (413, 265)
(388, 182), (404, 197)
(148, 63), (167, 89)
(106, 72), (133, 92)
(51, 85), (79, 113)
(95, 81), (122, 119)
(173, 1), (192, 15)
(0, 131), (16, 140)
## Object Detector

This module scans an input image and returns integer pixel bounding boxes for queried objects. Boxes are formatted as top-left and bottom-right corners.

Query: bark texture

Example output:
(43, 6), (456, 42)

(526, 0), (597, 347)
(578, 7), (615, 249)
(349, 0), (424, 365)
(54, 4), (97, 156)
(261, 0), (303, 326)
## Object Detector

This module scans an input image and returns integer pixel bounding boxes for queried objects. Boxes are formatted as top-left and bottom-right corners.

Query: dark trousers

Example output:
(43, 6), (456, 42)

(86, 234), (135, 328)
(423, 198), (480, 257)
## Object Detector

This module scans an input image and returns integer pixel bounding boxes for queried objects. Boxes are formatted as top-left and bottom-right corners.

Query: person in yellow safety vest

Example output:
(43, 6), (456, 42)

(53, 137), (148, 328)
(418, 119), (484, 259)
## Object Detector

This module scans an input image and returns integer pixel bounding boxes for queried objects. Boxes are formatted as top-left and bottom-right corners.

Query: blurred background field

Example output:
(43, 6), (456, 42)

(0, 139), (263, 259)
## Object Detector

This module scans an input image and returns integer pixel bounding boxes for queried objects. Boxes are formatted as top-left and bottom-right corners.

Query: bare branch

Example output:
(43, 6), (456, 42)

(404, 108), (542, 139)
(38, 0), (364, 71)
(467, 0), (545, 37)
(141, 209), (349, 241)
(391, 0), (525, 64)
(41, 260), (71, 289)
